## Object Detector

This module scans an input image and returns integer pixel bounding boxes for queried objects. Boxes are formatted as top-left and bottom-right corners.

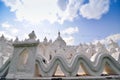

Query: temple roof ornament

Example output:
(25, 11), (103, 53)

(1, 34), (4, 39)
(44, 37), (47, 42)
(0, 34), (5, 41)
(28, 31), (36, 40)
(108, 39), (119, 49)
(57, 31), (62, 40)
(96, 41), (108, 54)
(96, 41), (102, 48)
(14, 37), (19, 42)
(43, 37), (48, 45)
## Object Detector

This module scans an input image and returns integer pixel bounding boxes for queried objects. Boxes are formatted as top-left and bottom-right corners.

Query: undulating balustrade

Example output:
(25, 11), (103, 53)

(36, 53), (120, 77)
(0, 58), (10, 77)
(0, 52), (120, 78)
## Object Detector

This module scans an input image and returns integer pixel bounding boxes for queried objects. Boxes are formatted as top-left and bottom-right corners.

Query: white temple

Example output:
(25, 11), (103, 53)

(0, 31), (120, 79)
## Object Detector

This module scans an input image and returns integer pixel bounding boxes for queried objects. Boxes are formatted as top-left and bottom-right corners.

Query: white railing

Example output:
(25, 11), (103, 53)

(36, 53), (120, 77)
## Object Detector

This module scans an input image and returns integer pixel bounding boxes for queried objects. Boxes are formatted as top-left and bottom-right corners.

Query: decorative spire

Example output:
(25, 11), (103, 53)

(57, 31), (62, 40)
(53, 31), (66, 46)
(1, 34), (4, 39)
(109, 39), (119, 49)
(44, 37), (47, 41)
(44, 36), (47, 43)
(14, 37), (19, 42)
(0, 34), (5, 41)
(58, 31), (60, 37)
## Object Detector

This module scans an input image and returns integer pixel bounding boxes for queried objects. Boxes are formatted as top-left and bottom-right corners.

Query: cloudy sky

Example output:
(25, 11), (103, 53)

(0, 0), (120, 45)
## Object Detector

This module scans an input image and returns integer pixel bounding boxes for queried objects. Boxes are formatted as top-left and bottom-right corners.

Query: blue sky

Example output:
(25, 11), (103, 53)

(0, 0), (120, 45)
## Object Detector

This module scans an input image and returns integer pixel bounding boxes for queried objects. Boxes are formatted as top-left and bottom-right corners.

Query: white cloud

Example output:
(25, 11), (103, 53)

(80, 0), (110, 19)
(106, 34), (120, 42)
(63, 36), (74, 45)
(58, 0), (83, 23)
(1, 22), (19, 37)
(1, 22), (10, 28)
(10, 28), (18, 34)
(93, 34), (120, 44)
(62, 27), (79, 35)
(2, 0), (59, 24)
(2, 0), (84, 24)
(2, 0), (110, 24)
(61, 27), (79, 45)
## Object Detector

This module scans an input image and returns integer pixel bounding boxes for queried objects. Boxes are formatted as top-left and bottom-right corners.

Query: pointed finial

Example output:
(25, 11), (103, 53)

(14, 37), (19, 42)
(1, 34), (4, 39)
(44, 36), (47, 42)
(58, 31), (60, 37)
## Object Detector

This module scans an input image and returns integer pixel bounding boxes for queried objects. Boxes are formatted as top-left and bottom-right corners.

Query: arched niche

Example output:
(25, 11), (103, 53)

(17, 48), (29, 71)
